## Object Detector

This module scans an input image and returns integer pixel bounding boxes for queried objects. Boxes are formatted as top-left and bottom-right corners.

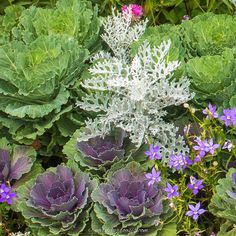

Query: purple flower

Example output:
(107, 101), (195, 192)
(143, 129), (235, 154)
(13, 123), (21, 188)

(168, 153), (192, 171)
(0, 183), (16, 205)
(164, 183), (179, 199)
(193, 138), (219, 157)
(182, 15), (190, 21)
(203, 103), (218, 119)
(186, 202), (206, 221)
(187, 176), (204, 195)
(193, 138), (209, 157)
(222, 140), (233, 152)
(194, 155), (202, 163)
(122, 4), (143, 20)
(208, 139), (220, 155)
(220, 108), (236, 127)
(145, 167), (161, 186)
(144, 144), (161, 160)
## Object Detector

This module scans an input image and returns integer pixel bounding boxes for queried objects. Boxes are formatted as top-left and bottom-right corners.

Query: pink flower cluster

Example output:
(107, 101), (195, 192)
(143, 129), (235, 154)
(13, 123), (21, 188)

(121, 4), (143, 20)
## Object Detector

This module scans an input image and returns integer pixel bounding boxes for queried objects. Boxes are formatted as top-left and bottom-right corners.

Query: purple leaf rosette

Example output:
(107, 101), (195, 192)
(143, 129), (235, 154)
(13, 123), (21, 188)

(17, 162), (97, 235)
(91, 161), (173, 235)
(63, 128), (132, 176)
(0, 139), (36, 189)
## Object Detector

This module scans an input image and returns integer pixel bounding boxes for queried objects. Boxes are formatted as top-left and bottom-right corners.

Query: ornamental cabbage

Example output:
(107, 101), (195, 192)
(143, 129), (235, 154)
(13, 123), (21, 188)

(181, 13), (236, 57)
(0, 138), (40, 190)
(63, 128), (129, 175)
(186, 49), (236, 108)
(91, 161), (175, 235)
(17, 163), (97, 235)
(0, 0), (101, 147)
(209, 168), (236, 235)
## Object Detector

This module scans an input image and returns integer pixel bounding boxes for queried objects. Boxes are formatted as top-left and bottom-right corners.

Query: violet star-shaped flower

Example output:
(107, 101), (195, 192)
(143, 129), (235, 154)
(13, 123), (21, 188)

(0, 183), (16, 205)
(164, 183), (179, 199)
(182, 15), (190, 21)
(203, 103), (218, 119)
(187, 176), (204, 195)
(145, 167), (161, 186)
(222, 140), (233, 152)
(220, 108), (236, 127)
(186, 202), (206, 221)
(194, 155), (202, 163)
(144, 144), (161, 160)
(207, 139), (220, 155)
(168, 153), (192, 171)
(193, 138), (209, 157)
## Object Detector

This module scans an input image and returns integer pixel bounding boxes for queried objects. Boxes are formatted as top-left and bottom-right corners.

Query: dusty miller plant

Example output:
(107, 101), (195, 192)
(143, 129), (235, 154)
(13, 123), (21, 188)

(77, 9), (194, 160)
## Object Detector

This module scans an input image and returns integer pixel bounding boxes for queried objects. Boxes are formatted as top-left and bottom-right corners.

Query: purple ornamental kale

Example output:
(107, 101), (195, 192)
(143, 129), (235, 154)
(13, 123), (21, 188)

(203, 103), (218, 119)
(186, 202), (206, 221)
(0, 144), (34, 186)
(18, 165), (96, 235)
(77, 129), (126, 168)
(187, 176), (204, 195)
(144, 144), (162, 160)
(164, 183), (179, 199)
(220, 108), (236, 127)
(0, 183), (16, 205)
(168, 153), (192, 171)
(91, 162), (171, 235)
(145, 167), (161, 186)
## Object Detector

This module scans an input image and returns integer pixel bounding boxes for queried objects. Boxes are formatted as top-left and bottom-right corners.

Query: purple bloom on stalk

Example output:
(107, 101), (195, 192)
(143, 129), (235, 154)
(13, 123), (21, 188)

(186, 202), (206, 221)
(220, 108), (236, 127)
(0, 183), (16, 205)
(223, 140), (233, 152)
(203, 103), (218, 119)
(122, 4), (143, 20)
(208, 139), (220, 155)
(194, 155), (202, 163)
(187, 176), (204, 195)
(145, 168), (161, 186)
(193, 138), (209, 157)
(182, 15), (190, 21)
(169, 153), (192, 171)
(144, 144), (161, 160)
(164, 183), (179, 199)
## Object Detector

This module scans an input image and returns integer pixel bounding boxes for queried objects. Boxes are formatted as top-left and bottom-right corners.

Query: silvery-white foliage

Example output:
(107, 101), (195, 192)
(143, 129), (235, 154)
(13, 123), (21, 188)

(230, 0), (236, 6)
(10, 232), (31, 236)
(101, 8), (148, 61)
(77, 9), (194, 159)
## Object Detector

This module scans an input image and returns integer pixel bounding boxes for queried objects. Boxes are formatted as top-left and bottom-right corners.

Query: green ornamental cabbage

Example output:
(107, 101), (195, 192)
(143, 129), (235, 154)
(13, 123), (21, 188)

(181, 13), (236, 57)
(0, 0), (101, 146)
(186, 49), (236, 108)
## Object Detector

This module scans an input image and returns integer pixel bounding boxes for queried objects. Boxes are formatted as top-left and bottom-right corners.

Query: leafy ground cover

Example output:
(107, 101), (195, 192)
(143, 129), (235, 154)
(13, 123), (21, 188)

(0, 1), (235, 236)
